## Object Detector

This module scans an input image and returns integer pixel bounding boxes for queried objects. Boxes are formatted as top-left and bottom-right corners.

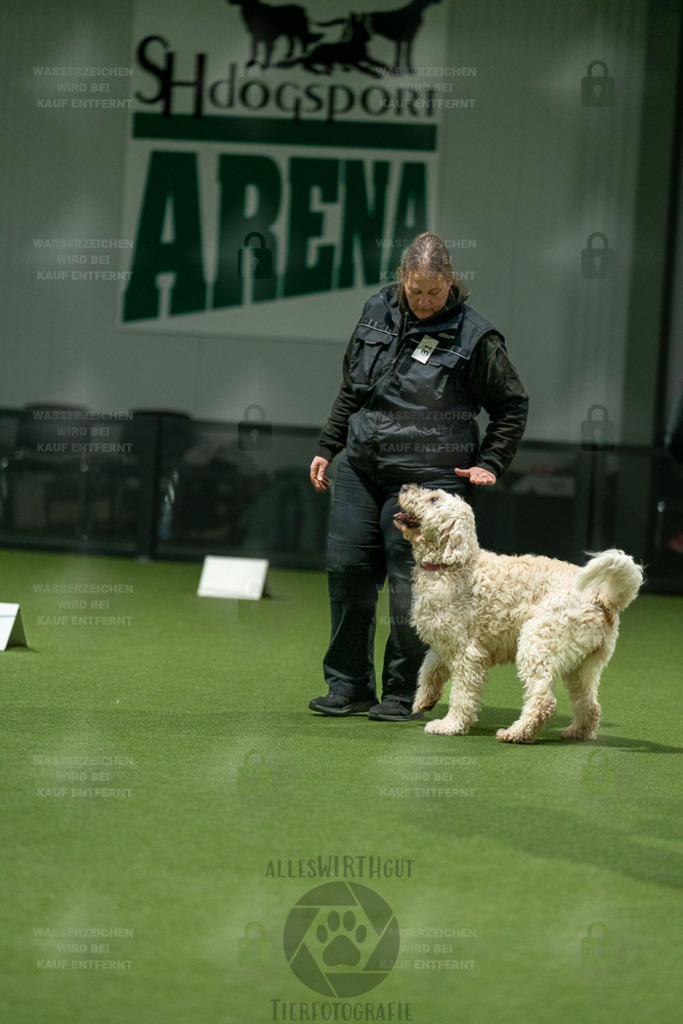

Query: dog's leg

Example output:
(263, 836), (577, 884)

(562, 653), (605, 740)
(497, 625), (558, 744)
(424, 650), (487, 736)
(497, 679), (556, 744)
(412, 649), (449, 712)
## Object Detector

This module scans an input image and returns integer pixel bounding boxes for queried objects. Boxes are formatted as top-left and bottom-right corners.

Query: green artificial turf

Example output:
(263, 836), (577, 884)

(0, 548), (681, 1024)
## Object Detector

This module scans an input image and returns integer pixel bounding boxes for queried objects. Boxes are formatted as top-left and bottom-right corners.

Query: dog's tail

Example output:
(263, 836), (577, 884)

(574, 549), (643, 612)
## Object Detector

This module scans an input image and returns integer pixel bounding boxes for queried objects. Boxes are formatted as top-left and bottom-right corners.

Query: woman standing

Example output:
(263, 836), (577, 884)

(308, 233), (528, 720)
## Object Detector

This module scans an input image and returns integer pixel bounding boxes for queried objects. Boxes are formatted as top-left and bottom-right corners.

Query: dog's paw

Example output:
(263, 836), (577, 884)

(562, 725), (597, 741)
(496, 727), (533, 744)
(412, 696), (434, 713)
(425, 717), (466, 736)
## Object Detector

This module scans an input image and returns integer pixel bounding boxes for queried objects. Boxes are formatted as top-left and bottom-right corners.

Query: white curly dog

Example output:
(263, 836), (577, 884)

(394, 484), (643, 743)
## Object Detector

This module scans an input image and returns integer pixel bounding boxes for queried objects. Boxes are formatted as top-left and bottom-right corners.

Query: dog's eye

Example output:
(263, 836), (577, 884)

(429, 496), (439, 503)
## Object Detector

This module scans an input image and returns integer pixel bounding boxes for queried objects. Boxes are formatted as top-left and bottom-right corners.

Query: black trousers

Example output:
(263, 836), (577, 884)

(323, 455), (471, 703)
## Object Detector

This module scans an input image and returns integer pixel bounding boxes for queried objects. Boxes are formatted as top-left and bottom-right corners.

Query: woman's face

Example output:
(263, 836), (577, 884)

(402, 271), (452, 319)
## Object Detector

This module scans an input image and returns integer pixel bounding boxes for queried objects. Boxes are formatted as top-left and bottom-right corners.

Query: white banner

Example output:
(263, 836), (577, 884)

(119, 0), (450, 340)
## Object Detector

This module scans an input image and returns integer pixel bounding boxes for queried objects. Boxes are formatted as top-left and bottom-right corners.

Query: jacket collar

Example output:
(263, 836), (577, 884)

(380, 284), (466, 334)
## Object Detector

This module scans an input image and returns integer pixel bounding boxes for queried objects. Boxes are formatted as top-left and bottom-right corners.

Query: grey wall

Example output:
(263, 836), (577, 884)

(1, 0), (679, 444)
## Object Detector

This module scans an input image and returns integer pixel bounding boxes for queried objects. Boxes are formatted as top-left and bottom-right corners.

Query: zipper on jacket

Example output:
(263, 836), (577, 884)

(368, 311), (409, 475)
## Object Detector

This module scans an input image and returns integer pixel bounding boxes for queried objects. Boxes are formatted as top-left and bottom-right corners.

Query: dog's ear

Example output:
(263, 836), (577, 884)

(441, 507), (477, 567)
(442, 529), (467, 567)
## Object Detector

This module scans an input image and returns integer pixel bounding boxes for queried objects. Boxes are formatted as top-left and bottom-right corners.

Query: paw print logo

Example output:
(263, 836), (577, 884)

(316, 910), (368, 967)
(283, 881), (399, 997)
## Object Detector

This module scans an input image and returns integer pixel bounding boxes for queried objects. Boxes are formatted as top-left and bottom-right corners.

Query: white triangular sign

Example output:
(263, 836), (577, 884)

(0, 603), (28, 651)
(197, 557), (269, 600)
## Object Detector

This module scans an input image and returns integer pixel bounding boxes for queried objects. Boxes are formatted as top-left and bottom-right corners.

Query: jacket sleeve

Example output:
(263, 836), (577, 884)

(464, 333), (529, 478)
(315, 333), (362, 461)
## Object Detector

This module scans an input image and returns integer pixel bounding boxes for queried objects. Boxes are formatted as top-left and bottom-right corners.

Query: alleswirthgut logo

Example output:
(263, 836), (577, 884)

(283, 882), (399, 997)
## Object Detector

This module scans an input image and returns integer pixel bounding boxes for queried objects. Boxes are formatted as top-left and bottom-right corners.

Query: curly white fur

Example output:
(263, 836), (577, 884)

(394, 485), (643, 743)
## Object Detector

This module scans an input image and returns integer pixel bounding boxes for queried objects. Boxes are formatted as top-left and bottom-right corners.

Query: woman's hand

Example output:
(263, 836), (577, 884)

(310, 456), (331, 492)
(455, 466), (497, 486)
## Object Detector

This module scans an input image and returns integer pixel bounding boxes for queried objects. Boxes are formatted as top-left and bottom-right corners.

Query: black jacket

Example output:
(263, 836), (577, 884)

(317, 284), (528, 482)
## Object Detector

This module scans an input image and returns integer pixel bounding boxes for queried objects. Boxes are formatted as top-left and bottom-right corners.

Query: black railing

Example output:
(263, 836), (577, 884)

(0, 407), (680, 592)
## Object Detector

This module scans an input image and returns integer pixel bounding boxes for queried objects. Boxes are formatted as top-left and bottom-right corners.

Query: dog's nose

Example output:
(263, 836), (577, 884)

(400, 483), (411, 493)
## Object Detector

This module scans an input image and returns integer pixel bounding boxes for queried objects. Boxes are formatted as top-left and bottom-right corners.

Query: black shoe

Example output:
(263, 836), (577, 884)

(308, 693), (375, 717)
(367, 697), (424, 722)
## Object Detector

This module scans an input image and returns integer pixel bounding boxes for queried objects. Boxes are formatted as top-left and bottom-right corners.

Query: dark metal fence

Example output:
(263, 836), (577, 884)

(0, 407), (680, 592)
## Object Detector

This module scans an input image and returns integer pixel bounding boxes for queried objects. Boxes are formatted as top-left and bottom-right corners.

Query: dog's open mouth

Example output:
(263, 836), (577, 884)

(393, 511), (420, 529)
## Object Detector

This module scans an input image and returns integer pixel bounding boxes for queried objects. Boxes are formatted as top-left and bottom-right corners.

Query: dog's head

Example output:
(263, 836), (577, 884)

(393, 484), (479, 569)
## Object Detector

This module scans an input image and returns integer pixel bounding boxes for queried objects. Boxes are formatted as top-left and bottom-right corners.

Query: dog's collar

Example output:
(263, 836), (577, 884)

(420, 562), (450, 571)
